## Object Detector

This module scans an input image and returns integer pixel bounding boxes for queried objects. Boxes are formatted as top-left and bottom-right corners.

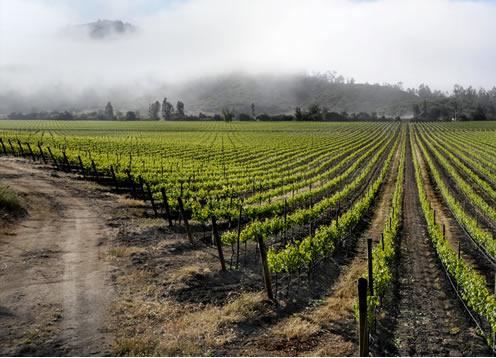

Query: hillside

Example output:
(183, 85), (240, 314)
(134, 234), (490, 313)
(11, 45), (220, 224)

(1, 73), (420, 116)
(170, 73), (419, 116)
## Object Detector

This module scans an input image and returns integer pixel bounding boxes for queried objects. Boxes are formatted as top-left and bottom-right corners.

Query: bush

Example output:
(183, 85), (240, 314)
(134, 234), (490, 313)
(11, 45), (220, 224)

(0, 185), (22, 213)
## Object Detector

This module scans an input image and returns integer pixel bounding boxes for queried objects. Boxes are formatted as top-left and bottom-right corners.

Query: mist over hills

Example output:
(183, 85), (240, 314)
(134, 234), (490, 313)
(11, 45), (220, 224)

(171, 73), (418, 116)
(68, 19), (136, 40)
(0, 72), (419, 116)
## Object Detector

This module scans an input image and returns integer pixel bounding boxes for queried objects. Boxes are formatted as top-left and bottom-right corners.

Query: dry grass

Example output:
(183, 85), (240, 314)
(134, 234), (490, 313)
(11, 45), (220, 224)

(167, 264), (211, 283)
(106, 246), (146, 260)
(274, 317), (320, 340)
(118, 197), (146, 207)
(310, 339), (356, 357)
(310, 262), (363, 326)
(222, 292), (269, 322)
(111, 287), (272, 356)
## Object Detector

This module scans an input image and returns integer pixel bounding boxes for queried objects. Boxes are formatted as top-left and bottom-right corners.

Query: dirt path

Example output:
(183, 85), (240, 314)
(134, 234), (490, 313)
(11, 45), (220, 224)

(0, 158), (117, 356)
(375, 130), (489, 356)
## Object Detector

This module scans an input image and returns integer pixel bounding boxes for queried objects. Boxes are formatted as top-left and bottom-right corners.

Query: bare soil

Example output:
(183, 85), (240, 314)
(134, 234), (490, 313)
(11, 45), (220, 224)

(0, 158), (119, 356)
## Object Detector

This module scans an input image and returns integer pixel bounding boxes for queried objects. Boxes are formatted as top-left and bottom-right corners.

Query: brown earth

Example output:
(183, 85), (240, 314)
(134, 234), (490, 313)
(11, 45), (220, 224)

(0, 158), (118, 356)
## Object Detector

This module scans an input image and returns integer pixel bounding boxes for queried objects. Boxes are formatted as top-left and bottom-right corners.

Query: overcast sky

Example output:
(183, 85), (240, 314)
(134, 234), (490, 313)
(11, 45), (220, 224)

(1, 0), (496, 95)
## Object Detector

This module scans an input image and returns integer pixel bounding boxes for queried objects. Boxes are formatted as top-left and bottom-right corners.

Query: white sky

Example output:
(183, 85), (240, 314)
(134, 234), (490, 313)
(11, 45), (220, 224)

(1, 0), (496, 95)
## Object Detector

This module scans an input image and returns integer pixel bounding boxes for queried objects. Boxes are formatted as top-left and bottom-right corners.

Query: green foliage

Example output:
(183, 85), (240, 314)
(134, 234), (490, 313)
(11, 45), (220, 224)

(161, 98), (174, 121)
(221, 108), (234, 122)
(104, 102), (114, 120)
(0, 185), (22, 213)
(125, 111), (137, 121)
(416, 127), (496, 257)
(149, 101), (161, 121)
(266, 129), (400, 273)
(294, 107), (302, 121)
(176, 101), (185, 117)
(354, 126), (406, 326)
(412, 127), (496, 344)
(222, 129), (397, 245)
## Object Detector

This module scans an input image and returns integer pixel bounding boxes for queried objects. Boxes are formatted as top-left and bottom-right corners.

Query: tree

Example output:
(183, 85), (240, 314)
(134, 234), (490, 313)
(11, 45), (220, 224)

(221, 108), (234, 122)
(125, 111), (137, 121)
(412, 104), (421, 118)
(238, 113), (251, 121)
(251, 103), (256, 120)
(104, 102), (114, 120)
(176, 101), (185, 117)
(149, 101), (160, 120)
(422, 100), (428, 117)
(307, 103), (321, 115)
(161, 97), (174, 120)
(294, 107), (302, 121)
(472, 106), (487, 121)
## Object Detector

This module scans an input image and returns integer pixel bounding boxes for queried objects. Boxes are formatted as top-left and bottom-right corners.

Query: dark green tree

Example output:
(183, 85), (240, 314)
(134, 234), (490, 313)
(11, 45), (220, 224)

(251, 103), (256, 120)
(149, 101), (160, 120)
(125, 111), (137, 121)
(412, 104), (421, 118)
(221, 108), (234, 122)
(422, 100), (428, 117)
(294, 107), (302, 121)
(161, 97), (174, 120)
(472, 106), (487, 121)
(104, 102), (114, 120)
(176, 101), (185, 117)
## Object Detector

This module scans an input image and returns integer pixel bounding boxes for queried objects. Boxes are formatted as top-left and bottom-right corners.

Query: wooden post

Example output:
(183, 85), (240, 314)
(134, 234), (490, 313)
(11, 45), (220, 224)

(0, 138), (6, 155)
(145, 182), (158, 217)
(138, 175), (146, 201)
(47, 147), (59, 169)
(443, 224), (445, 238)
(177, 197), (193, 243)
(91, 159), (99, 181)
(78, 156), (86, 178)
(257, 235), (274, 301)
(17, 140), (25, 158)
(211, 216), (226, 272)
(26, 143), (36, 161)
(358, 278), (369, 357)
(38, 143), (47, 164)
(381, 232), (384, 250)
(8, 139), (16, 157)
(161, 188), (173, 227)
(284, 199), (288, 243)
(367, 238), (374, 297)
(110, 166), (119, 191)
(63, 151), (70, 171)
(127, 170), (136, 197)
(236, 204), (242, 269)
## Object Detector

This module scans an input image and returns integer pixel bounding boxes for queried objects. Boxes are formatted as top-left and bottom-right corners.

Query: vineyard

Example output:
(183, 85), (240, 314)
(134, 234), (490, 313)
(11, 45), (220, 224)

(0, 119), (495, 356)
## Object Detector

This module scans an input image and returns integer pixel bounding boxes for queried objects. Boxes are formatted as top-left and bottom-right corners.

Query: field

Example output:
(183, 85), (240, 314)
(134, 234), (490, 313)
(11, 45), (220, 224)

(0, 120), (495, 356)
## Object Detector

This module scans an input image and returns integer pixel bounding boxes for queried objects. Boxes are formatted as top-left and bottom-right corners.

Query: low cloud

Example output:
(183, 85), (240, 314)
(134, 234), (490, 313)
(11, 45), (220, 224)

(1, 0), (496, 110)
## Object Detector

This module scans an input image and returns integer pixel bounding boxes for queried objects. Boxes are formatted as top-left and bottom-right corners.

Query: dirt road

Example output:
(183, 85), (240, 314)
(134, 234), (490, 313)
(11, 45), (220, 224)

(0, 158), (117, 356)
